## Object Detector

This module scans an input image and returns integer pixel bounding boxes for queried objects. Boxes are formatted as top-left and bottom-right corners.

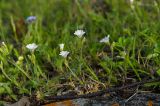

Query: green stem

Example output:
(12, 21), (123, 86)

(64, 60), (83, 84)
(8, 60), (32, 81)
(15, 64), (32, 81)
(80, 40), (83, 61)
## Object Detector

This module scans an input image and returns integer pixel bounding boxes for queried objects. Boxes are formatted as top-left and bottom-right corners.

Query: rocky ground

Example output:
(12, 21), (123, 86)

(4, 92), (160, 106)
(45, 93), (160, 106)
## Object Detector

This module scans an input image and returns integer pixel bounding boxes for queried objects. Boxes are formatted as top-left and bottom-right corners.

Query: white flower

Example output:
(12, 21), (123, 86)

(74, 29), (85, 38)
(26, 16), (36, 24)
(26, 43), (38, 51)
(1, 42), (7, 47)
(59, 43), (64, 51)
(59, 51), (70, 58)
(100, 35), (110, 43)
(130, 0), (134, 4)
(2, 42), (5, 46)
(129, 0), (135, 9)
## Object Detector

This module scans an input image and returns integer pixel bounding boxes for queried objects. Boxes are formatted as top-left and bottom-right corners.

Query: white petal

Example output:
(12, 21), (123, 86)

(26, 43), (38, 51)
(2, 42), (6, 46)
(59, 51), (70, 58)
(130, 0), (134, 4)
(100, 35), (110, 43)
(74, 30), (85, 38)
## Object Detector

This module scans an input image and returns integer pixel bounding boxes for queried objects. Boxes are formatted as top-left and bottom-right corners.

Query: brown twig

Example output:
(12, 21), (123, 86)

(39, 77), (160, 105)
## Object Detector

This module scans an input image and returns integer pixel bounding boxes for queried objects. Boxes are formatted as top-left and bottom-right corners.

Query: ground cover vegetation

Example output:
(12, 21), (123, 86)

(0, 0), (160, 104)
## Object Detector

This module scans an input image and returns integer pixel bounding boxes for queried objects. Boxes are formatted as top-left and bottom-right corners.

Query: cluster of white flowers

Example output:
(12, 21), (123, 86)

(26, 29), (111, 58)
(58, 43), (70, 58)
(58, 29), (86, 58)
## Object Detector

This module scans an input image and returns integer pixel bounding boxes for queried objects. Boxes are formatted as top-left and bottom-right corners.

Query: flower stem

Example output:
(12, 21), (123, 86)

(64, 59), (83, 84)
